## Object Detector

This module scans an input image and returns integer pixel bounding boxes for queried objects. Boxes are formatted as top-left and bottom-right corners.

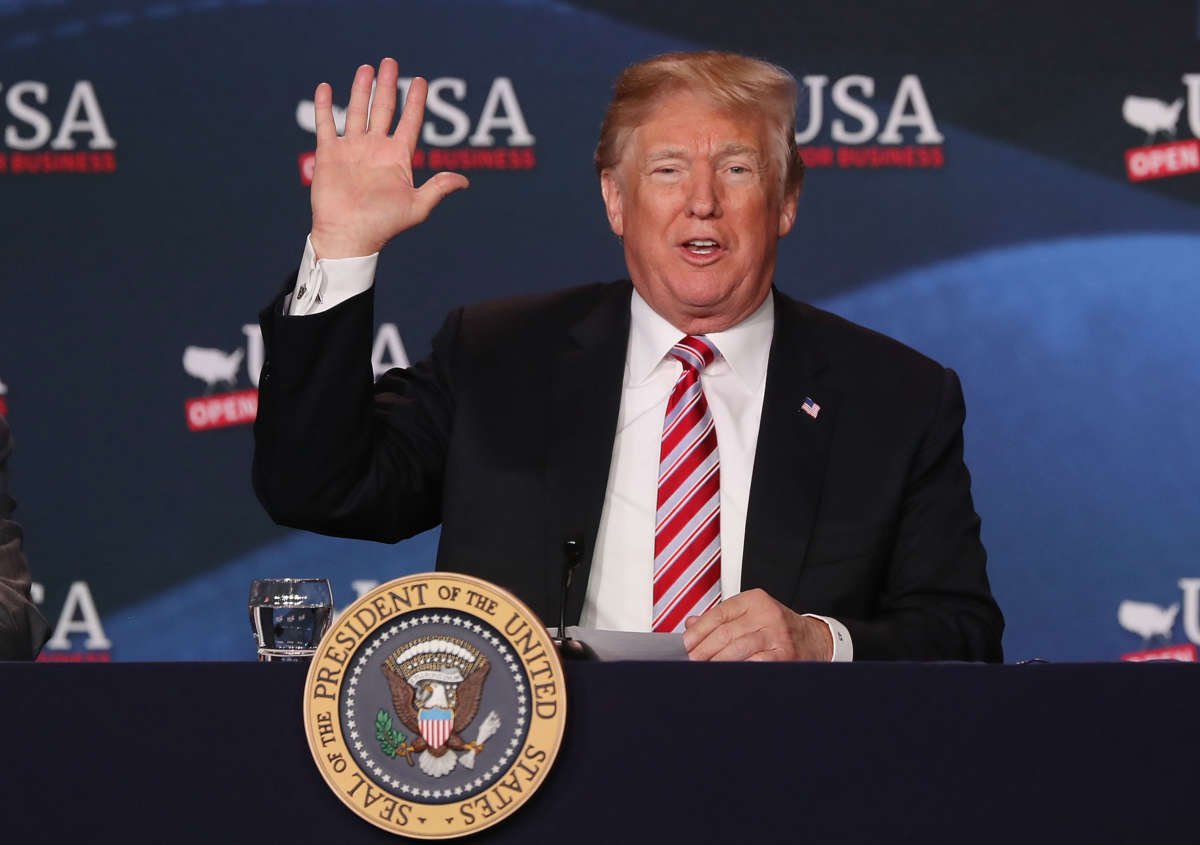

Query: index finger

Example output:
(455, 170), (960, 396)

(394, 76), (429, 152)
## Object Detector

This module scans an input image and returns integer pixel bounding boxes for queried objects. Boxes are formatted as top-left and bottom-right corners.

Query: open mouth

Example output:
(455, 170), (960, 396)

(681, 238), (721, 256)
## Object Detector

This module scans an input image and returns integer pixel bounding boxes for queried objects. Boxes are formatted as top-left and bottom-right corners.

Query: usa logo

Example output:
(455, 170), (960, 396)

(304, 573), (566, 838)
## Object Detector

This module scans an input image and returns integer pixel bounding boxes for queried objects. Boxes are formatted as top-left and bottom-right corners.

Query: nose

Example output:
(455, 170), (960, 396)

(685, 169), (721, 219)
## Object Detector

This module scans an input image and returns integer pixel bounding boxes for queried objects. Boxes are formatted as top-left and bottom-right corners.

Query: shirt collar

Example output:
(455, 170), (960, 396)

(627, 288), (775, 392)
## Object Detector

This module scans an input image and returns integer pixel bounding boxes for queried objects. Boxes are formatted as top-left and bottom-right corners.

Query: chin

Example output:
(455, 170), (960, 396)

(666, 278), (737, 310)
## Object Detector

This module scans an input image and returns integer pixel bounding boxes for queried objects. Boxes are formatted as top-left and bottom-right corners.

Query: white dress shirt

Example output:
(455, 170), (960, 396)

(584, 290), (769, 630)
(288, 238), (852, 660)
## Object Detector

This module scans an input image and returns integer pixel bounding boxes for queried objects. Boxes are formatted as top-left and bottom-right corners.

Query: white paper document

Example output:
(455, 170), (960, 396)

(554, 626), (688, 661)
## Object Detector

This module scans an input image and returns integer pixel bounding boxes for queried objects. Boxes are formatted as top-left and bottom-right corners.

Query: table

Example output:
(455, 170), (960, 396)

(2, 661), (1195, 842)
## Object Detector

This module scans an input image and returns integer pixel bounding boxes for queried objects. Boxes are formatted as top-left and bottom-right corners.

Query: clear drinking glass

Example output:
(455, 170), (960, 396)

(248, 578), (333, 661)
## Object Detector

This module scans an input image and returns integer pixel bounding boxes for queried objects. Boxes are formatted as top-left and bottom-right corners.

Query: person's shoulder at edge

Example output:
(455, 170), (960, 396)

(0, 415), (52, 661)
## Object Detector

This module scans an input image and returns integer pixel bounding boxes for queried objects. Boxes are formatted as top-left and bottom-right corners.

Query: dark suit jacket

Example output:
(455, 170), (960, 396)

(0, 417), (51, 660)
(254, 280), (1003, 661)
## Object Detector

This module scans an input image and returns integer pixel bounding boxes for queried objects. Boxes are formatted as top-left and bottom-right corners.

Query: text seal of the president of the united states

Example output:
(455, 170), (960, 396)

(303, 573), (567, 838)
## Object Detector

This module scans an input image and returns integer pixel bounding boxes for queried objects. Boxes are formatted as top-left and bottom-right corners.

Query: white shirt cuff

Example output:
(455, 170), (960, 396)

(804, 614), (854, 662)
(286, 235), (379, 316)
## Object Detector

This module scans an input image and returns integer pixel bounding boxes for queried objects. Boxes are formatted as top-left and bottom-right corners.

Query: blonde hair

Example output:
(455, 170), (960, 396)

(594, 51), (804, 196)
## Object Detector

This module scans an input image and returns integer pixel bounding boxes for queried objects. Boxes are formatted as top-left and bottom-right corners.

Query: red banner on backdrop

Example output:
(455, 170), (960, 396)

(185, 389), (259, 432)
(1121, 643), (1198, 662)
(1125, 140), (1200, 182)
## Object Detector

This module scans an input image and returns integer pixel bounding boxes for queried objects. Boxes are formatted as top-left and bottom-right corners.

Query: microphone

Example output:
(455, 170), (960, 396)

(553, 537), (597, 661)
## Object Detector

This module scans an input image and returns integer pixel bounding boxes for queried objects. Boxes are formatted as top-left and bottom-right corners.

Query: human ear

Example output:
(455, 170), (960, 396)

(600, 169), (625, 237)
(777, 186), (800, 237)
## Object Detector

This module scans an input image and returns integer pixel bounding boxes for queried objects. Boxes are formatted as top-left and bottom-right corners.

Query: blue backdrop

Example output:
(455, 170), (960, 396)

(3, 0), (1198, 662)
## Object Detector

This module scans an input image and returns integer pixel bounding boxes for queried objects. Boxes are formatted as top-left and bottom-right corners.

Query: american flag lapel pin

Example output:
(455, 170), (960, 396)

(800, 397), (821, 419)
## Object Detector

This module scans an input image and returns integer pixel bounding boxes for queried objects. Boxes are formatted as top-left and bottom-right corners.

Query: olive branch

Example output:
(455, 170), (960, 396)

(375, 709), (408, 758)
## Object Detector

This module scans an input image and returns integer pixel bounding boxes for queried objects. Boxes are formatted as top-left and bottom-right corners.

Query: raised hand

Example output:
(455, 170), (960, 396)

(309, 58), (469, 259)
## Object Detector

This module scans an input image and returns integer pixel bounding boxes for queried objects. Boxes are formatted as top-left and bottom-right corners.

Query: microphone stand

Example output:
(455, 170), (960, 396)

(552, 538), (597, 661)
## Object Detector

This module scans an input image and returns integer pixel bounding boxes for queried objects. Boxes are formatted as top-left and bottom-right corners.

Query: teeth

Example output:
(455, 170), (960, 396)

(686, 239), (717, 247)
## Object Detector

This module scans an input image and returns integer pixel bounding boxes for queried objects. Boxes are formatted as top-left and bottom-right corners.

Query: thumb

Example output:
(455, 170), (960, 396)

(412, 171), (470, 221)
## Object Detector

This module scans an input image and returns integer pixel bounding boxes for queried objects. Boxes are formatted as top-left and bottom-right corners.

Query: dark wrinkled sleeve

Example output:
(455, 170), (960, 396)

(252, 284), (460, 544)
(0, 421), (51, 661)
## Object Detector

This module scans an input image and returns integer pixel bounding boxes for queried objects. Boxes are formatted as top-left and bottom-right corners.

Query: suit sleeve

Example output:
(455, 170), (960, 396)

(840, 368), (1004, 662)
(0, 421), (51, 660)
(252, 283), (460, 543)
(0, 522), (51, 661)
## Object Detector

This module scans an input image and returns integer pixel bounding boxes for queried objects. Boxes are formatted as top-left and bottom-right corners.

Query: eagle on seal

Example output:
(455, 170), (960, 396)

(382, 635), (501, 778)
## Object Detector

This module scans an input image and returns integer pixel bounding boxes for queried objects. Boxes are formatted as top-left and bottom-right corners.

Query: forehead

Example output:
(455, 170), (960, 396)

(624, 90), (771, 161)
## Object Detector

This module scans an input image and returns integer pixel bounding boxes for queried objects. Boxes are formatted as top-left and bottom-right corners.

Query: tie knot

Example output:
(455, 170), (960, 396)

(669, 335), (718, 372)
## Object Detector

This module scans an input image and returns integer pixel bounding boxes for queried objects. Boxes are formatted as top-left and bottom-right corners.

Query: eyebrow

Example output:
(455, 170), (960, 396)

(714, 142), (763, 161)
(644, 147), (689, 164)
(643, 143), (765, 164)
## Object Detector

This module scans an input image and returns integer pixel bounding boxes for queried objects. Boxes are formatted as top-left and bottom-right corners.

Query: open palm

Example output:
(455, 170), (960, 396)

(309, 58), (469, 259)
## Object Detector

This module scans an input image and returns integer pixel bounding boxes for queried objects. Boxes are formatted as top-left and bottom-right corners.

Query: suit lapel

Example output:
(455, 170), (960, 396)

(741, 290), (837, 605)
(545, 282), (632, 625)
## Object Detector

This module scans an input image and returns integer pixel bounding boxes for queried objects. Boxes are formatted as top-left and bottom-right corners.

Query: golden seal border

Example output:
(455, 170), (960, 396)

(303, 572), (567, 839)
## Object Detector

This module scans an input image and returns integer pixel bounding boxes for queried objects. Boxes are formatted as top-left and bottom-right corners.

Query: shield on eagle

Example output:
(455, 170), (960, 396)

(419, 707), (454, 750)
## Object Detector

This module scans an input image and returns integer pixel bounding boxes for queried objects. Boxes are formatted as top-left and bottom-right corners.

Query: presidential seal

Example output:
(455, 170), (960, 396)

(303, 573), (567, 838)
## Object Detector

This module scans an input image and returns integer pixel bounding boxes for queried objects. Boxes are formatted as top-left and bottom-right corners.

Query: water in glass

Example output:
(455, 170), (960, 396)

(248, 578), (333, 661)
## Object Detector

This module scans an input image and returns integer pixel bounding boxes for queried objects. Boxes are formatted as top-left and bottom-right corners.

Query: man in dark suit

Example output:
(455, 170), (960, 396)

(1, 415), (51, 660)
(254, 52), (1003, 662)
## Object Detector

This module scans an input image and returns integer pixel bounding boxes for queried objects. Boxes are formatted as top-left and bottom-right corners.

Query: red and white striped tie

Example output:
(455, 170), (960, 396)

(652, 335), (721, 633)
